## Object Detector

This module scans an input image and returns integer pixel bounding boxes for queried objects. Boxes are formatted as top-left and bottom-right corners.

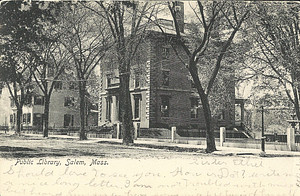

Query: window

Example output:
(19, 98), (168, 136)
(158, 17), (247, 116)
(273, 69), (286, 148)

(34, 95), (44, 105)
(135, 74), (140, 88)
(161, 96), (170, 117)
(64, 97), (74, 107)
(218, 110), (226, 120)
(107, 75), (112, 88)
(23, 114), (26, 124)
(106, 96), (112, 121)
(133, 95), (141, 119)
(162, 71), (169, 86)
(10, 114), (13, 124)
(162, 47), (170, 59)
(53, 81), (63, 90)
(27, 113), (31, 124)
(64, 114), (74, 128)
(191, 98), (199, 118)
(33, 113), (43, 126)
(24, 95), (32, 105)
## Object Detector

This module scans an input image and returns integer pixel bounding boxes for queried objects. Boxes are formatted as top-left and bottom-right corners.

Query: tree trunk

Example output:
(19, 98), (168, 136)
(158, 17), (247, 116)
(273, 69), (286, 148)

(294, 88), (300, 120)
(43, 96), (50, 137)
(202, 96), (217, 153)
(295, 71), (300, 120)
(79, 80), (87, 140)
(16, 106), (22, 136)
(291, 71), (300, 120)
(119, 66), (134, 145)
(117, 26), (134, 144)
(189, 61), (217, 152)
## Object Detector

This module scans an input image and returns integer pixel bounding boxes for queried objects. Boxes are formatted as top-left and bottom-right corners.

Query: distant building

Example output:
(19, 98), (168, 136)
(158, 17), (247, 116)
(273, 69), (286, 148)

(0, 81), (97, 131)
(98, 2), (238, 131)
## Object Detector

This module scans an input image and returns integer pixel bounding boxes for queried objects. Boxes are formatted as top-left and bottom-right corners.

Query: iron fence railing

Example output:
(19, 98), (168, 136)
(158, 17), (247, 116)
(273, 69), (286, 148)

(19, 126), (115, 135)
(176, 129), (248, 138)
(265, 134), (300, 145)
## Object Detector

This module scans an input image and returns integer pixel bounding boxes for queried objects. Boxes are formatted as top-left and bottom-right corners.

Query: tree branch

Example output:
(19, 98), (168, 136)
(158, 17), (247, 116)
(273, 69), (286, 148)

(206, 10), (249, 95)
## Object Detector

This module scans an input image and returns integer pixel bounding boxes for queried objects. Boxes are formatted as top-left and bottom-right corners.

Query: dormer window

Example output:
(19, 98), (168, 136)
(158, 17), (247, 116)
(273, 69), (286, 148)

(34, 95), (44, 105)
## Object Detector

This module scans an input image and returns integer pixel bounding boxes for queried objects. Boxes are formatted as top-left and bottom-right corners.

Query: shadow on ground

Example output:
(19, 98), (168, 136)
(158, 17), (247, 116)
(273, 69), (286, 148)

(1, 133), (299, 158)
(96, 141), (300, 158)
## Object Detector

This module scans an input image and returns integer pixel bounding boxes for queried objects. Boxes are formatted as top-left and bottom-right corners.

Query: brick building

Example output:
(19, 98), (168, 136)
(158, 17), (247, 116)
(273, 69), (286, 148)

(98, 2), (236, 131)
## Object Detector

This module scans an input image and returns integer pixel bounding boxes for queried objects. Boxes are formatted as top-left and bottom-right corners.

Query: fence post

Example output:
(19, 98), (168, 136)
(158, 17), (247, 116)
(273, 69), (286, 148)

(171, 127), (176, 143)
(137, 123), (140, 138)
(116, 122), (120, 139)
(220, 127), (226, 147)
(287, 128), (296, 151)
(134, 123), (138, 140)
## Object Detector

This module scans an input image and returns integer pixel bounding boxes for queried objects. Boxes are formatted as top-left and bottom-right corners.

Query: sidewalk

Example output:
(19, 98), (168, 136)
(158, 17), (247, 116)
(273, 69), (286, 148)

(25, 133), (300, 157)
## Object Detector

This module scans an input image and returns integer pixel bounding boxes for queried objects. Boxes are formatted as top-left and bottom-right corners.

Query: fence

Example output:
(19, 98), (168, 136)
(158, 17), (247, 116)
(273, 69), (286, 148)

(0, 126), (9, 131)
(19, 126), (115, 138)
(265, 133), (300, 146)
(176, 129), (248, 138)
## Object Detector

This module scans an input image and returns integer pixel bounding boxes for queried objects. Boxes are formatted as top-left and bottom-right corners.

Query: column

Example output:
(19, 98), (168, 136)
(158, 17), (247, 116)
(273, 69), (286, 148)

(111, 96), (117, 122)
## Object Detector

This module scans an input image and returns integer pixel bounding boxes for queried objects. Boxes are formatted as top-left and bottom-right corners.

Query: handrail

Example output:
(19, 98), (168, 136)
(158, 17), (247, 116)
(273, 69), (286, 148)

(241, 122), (255, 138)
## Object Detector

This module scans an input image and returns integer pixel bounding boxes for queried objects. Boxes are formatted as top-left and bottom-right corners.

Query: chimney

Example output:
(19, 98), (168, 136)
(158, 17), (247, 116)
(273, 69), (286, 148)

(174, 1), (184, 33)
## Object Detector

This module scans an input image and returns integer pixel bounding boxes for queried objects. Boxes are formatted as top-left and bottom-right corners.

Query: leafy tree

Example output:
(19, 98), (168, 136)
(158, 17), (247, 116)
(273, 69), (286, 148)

(0, 50), (34, 135)
(0, 1), (59, 135)
(245, 81), (292, 136)
(163, 1), (249, 152)
(246, 2), (300, 120)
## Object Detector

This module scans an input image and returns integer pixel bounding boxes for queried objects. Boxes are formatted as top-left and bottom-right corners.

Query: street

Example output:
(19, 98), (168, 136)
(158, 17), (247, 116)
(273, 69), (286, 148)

(1, 133), (300, 196)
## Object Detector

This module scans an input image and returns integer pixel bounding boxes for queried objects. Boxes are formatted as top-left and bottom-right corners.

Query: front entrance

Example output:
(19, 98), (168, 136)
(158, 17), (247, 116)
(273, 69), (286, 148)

(33, 113), (44, 132)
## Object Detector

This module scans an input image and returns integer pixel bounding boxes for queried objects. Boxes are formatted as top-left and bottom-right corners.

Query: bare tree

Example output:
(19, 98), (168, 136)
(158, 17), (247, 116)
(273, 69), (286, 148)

(31, 39), (71, 137)
(57, 4), (111, 140)
(160, 1), (249, 152)
(83, 1), (159, 144)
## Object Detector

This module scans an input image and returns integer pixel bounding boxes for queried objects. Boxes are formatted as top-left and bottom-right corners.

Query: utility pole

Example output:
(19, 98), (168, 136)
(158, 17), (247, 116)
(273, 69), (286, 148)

(261, 106), (265, 153)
